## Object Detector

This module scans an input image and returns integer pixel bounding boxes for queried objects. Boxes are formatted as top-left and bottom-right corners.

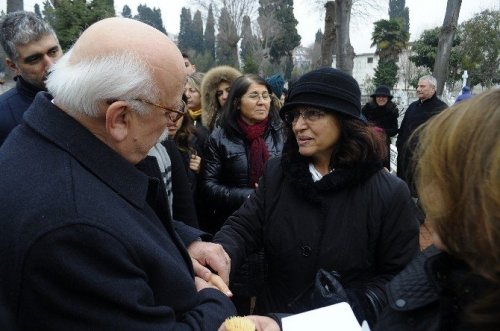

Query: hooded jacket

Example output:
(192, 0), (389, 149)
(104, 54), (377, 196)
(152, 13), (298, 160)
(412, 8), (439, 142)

(200, 66), (241, 131)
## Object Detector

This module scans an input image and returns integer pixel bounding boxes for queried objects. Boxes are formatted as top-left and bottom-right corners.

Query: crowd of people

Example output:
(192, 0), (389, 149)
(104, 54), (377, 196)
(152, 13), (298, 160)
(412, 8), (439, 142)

(0, 11), (498, 331)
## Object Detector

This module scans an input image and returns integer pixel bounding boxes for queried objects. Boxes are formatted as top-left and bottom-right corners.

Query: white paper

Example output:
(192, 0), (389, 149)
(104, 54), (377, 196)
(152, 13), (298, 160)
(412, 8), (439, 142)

(282, 302), (364, 331)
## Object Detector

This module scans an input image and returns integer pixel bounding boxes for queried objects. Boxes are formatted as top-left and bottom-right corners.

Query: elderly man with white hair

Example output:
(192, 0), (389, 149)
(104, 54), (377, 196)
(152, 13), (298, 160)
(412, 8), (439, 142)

(396, 75), (447, 220)
(0, 17), (235, 330)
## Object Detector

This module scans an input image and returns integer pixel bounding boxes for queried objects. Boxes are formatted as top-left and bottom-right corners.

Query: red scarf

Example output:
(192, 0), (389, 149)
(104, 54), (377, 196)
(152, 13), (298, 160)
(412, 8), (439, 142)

(237, 117), (270, 187)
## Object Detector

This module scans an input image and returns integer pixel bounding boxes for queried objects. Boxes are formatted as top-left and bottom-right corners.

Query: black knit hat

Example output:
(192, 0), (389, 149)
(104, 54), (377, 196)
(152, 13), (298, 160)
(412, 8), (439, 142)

(280, 67), (362, 120)
(370, 85), (393, 100)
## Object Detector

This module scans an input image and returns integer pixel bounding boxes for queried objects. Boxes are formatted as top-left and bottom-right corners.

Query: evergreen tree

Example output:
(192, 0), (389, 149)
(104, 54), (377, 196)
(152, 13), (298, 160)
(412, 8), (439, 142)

(371, 19), (409, 62)
(371, 17), (409, 89)
(191, 10), (204, 54)
(43, 0), (115, 51)
(240, 15), (259, 74)
(203, 4), (216, 63)
(178, 7), (193, 53)
(121, 5), (131, 18)
(311, 29), (323, 69)
(258, 0), (300, 78)
(410, 27), (462, 86)
(388, 0), (409, 33)
(216, 7), (239, 67)
(135, 4), (166, 34)
(458, 10), (499, 87)
(373, 61), (399, 88)
(34, 3), (42, 18)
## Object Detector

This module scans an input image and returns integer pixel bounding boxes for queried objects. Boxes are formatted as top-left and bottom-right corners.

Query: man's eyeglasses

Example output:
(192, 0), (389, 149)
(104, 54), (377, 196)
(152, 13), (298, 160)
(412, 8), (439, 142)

(135, 99), (186, 122)
(244, 92), (270, 101)
(283, 108), (326, 125)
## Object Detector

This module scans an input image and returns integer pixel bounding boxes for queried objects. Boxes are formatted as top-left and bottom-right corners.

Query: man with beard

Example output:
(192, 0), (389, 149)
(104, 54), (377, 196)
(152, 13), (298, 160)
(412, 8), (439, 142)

(0, 11), (62, 146)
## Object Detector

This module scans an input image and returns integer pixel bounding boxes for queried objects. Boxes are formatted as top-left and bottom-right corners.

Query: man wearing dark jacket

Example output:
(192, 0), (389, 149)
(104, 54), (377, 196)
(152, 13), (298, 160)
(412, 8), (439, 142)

(396, 75), (447, 197)
(0, 17), (235, 330)
(0, 11), (62, 146)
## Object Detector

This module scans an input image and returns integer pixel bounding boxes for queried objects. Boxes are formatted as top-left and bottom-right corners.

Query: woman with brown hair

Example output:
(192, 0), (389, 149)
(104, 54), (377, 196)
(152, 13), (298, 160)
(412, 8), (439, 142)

(374, 88), (500, 331)
(200, 65), (242, 132)
(200, 68), (419, 328)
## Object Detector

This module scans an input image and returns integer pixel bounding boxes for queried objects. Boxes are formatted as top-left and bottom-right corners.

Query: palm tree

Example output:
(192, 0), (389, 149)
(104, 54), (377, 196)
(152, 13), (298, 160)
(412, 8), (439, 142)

(371, 19), (409, 63)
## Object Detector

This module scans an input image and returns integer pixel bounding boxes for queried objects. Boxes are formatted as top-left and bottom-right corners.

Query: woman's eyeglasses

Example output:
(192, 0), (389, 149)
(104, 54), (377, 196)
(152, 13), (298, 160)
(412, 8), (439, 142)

(244, 92), (270, 101)
(135, 99), (186, 122)
(283, 108), (326, 125)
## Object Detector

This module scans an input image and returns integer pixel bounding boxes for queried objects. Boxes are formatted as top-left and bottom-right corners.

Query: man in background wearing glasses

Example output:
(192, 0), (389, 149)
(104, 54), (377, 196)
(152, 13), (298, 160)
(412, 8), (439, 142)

(0, 17), (235, 330)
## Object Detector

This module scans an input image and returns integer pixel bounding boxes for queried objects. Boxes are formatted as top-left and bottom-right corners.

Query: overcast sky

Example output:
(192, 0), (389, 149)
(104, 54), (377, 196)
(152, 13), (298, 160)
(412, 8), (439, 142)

(3, 0), (498, 53)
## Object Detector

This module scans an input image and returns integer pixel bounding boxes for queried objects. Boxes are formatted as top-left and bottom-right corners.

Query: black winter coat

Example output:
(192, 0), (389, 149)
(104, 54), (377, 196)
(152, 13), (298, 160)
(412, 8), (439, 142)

(361, 101), (399, 137)
(396, 94), (447, 195)
(0, 93), (236, 330)
(200, 120), (284, 233)
(213, 156), (420, 324)
(375, 246), (499, 331)
(362, 101), (399, 169)
(0, 76), (44, 147)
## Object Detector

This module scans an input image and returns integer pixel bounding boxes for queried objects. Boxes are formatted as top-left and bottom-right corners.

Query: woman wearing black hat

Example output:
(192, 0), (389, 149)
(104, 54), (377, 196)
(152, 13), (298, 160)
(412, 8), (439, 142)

(361, 86), (399, 170)
(207, 68), (419, 328)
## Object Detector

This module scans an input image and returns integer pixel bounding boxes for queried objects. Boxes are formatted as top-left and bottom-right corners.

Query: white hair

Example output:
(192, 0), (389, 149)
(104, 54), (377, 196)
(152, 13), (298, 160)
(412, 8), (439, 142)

(46, 49), (160, 117)
(419, 75), (437, 89)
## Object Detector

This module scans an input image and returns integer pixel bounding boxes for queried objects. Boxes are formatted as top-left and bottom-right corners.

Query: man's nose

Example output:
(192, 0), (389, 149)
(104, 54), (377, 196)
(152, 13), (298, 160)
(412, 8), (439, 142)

(42, 54), (56, 67)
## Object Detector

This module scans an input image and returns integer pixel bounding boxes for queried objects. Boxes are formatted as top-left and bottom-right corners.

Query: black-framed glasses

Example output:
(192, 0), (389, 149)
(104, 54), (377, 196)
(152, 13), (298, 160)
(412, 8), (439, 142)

(135, 99), (186, 122)
(283, 108), (326, 125)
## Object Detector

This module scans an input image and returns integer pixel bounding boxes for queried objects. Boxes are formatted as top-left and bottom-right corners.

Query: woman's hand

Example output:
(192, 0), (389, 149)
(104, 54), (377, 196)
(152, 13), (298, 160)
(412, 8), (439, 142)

(189, 154), (201, 173)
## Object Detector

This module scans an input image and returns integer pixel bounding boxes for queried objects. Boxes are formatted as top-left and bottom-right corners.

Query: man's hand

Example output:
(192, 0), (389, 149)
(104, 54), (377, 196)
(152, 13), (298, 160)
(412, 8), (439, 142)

(188, 241), (231, 284)
(192, 258), (232, 297)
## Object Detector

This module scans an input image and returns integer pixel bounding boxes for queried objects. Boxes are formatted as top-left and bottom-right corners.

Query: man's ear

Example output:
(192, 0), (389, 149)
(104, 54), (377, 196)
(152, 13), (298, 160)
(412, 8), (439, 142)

(105, 101), (133, 142)
(5, 58), (21, 76)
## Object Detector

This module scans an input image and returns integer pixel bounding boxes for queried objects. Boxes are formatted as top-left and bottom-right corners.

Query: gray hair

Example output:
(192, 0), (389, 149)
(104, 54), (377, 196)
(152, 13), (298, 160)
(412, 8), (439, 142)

(46, 50), (160, 117)
(419, 75), (437, 88)
(0, 11), (57, 61)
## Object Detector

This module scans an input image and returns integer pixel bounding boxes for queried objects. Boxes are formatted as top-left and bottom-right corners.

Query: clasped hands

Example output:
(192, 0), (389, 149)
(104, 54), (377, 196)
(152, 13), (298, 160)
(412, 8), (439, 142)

(188, 241), (233, 296)
(188, 241), (281, 331)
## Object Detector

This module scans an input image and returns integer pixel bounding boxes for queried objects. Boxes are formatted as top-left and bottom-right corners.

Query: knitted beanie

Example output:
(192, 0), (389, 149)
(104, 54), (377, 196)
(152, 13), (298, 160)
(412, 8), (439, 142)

(280, 67), (362, 120)
(265, 74), (285, 98)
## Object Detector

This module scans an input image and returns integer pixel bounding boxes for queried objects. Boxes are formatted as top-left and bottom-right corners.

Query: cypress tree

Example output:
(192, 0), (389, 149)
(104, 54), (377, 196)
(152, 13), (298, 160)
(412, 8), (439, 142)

(204, 4), (216, 62)
(178, 7), (192, 52)
(191, 10), (204, 54)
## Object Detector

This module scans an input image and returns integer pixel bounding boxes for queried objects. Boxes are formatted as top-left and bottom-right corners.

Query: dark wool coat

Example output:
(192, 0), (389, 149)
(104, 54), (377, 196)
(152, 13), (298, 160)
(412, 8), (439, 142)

(375, 246), (499, 331)
(213, 157), (420, 324)
(0, 93), (236, 330)
(396, 94), (447, 195)
(200, 121), (284, 234)
(362, 101), (399, 169)
(0, 76), (44, 146)
(361, 101), (399, 137)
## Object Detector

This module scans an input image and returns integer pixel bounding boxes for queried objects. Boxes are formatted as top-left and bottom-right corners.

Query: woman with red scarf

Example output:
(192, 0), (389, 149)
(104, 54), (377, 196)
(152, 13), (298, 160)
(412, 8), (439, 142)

(201, 74), (284, 314)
